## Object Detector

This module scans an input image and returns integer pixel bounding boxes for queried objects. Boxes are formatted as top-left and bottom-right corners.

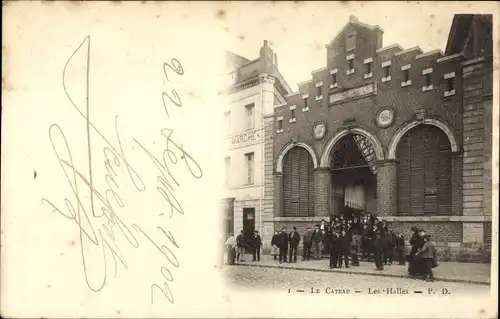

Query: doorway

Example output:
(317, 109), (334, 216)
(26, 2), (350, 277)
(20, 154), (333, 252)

(243, 208), (256, 242)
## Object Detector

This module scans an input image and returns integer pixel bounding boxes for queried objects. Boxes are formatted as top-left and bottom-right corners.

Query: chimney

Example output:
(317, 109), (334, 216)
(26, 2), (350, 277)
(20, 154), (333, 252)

(274, 53), (278, 68)
(349, 15), (359, 23)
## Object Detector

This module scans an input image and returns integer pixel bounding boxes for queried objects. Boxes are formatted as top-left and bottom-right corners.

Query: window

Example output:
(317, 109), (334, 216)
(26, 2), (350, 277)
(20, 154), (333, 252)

(245, 152), (254, 184)
(364, 58), (373, 79)
(224, 157), (230, 185)
(345, 31), (356, 52)
(348, 59), (354, 71)
(304, 97), (309, 108)
(331, 73), (337, 85)
(383, 65), (390, 77)
(277, 116), (284, 133)
(403, 70), (410, 82)
(245, 103), (255, 129)
(289, 105), (296, 123)
(382, 60), (391, 82)
(422, 68), (433, 91)
(224, 111), (231, 135)
(444, 72), (456, 97)
(317, 85), (322, 97)
(447, 78), (454, 91)
(424, 74), (430, 87)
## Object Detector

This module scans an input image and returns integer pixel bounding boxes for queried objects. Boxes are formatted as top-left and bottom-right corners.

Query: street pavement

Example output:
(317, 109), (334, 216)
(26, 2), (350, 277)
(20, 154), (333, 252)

(222, 265), (490, 296)
(232, 254), (490, 285)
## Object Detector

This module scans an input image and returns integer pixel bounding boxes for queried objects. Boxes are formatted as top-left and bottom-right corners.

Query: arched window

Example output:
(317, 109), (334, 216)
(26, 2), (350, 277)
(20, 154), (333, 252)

(396, 125), (452, 215)
(282, 147), (315, 217)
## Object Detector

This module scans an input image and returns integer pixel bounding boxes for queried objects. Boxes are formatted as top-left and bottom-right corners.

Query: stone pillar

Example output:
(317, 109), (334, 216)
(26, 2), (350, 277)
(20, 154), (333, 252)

(274, 173), (283, 217)
(314, 168), (330, 217)
(376, 161), (397, 216)
(461, 57), (489, 251)
(451, 152), (463, 216)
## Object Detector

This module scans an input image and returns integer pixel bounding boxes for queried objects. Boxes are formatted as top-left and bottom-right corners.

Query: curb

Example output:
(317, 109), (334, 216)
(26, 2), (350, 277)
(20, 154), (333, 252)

(235, 262), (490, 286)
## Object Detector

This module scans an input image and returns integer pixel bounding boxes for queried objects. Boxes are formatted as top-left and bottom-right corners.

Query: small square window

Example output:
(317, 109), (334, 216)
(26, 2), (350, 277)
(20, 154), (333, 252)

(383, 66), (390, 78)
(447, 78), (454, 91)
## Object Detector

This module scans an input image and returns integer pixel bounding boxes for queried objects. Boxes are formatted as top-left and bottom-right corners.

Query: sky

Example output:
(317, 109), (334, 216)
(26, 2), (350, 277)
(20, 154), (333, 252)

(221, 1), (487, 91)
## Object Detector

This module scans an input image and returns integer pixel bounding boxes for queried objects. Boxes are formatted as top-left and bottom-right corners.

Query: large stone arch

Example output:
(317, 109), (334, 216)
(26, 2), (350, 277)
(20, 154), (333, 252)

(387, 119), (459, 160)
(276, 142), (318, 173)
(319, 127), (385, 168)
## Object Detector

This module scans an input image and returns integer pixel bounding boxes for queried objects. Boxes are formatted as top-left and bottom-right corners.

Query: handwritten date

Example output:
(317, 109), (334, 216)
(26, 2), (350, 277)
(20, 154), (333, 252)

(41, 36), (202, 305)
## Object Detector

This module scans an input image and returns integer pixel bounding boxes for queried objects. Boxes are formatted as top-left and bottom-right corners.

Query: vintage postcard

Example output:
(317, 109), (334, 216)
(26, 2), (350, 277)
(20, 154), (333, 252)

(1, 1), (498, 318)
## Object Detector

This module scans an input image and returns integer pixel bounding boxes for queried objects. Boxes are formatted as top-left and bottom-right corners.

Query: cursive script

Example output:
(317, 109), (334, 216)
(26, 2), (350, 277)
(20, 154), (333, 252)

(42, 36), (202, 304)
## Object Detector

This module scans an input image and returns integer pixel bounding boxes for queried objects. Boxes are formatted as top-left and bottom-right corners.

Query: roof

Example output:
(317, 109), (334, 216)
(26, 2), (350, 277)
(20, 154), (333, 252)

(226, 51), (250, 68)
(444, 14), (475, 55)
(326, 15), (384, 48)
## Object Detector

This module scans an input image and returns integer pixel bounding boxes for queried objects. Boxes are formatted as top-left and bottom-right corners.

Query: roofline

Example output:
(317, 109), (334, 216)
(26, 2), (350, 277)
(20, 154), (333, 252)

(326, 20), (384, 48)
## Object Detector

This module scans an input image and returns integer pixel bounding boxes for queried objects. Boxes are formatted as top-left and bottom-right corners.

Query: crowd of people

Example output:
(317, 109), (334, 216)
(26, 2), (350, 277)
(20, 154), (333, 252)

(225, 207), (438, 281)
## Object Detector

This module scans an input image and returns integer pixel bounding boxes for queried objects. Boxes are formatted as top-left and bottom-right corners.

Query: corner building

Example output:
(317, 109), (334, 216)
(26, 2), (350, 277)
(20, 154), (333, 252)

(222, 43), (293, 247)
(273, 15), (492, 261)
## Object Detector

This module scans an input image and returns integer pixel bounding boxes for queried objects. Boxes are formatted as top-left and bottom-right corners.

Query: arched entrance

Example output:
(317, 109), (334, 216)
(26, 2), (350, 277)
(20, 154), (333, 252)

(396, 124), (452, 215)
(328, 133), (379, 218)
(281, 145), (316, 217)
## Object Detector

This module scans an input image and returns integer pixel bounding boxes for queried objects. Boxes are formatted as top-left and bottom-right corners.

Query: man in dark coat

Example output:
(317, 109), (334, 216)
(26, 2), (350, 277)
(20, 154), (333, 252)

(236, 230), (246, 262)
(372, 224), (384, 270)
(338, 229), (351, 268)
(278, 227), (289, 263)
(361, 223), (373, 260)
(271, 231), (279, 260)
(383, 224), (396, 265)
(395, 233), (406, 265)
(409, 227), (425, 276)
(312, 225), (323, 260)
(302, 227), (313, 261)
(351, 231), (362, 266)
(329, 232), (340, 268)
(288, 227), (301, 263)
(252, 230), (262, 262)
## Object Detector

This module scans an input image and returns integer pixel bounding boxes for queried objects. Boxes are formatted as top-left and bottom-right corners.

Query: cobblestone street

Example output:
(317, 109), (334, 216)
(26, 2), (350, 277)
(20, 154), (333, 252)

(223, 265), (490, 296)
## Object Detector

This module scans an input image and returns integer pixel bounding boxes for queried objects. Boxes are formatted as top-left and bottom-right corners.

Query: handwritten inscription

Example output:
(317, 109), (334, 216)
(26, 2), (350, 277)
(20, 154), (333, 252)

(41, 36), (202, 305)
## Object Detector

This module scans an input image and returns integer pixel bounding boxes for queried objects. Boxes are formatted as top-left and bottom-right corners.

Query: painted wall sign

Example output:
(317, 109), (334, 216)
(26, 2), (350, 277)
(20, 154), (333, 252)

(329, 83), (376, 104)
(229, 129), (261, 149)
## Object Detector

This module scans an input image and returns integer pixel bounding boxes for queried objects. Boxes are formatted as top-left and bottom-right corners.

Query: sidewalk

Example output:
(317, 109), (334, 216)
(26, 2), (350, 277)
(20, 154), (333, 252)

(235, 254), (491, 285)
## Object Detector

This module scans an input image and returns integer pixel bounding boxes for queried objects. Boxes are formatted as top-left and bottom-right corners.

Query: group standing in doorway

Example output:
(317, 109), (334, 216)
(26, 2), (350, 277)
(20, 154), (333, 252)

(226, 208), (439, 281)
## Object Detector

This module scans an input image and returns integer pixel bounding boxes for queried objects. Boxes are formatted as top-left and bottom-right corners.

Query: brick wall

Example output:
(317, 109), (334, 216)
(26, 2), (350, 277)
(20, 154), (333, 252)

(263, 115), (276, 245)
(376, 161), (396, 216)
(389, 221), (463, 243)
(274, 23), (464, 179)
(483, 222), (492, 251)
(462, 60), (486, 217)
(314, 168), (330, 217)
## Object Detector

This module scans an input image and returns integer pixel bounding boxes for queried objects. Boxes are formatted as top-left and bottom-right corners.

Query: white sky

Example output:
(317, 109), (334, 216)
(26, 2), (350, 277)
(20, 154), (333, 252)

(221, 1), (493, 91)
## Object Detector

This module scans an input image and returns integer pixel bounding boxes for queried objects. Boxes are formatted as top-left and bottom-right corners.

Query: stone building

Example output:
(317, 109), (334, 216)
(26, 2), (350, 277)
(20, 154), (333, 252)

(270, 14), (493, 261)
(222, 44), (292, 244)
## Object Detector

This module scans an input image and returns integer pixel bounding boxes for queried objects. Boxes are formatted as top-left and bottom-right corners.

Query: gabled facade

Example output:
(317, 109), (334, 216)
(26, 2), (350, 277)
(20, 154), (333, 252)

(271, 15), (492, 261)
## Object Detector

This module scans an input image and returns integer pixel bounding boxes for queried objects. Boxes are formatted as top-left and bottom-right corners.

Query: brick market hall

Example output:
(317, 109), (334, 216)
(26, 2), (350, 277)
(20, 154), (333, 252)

(222, 14), (493, 261)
